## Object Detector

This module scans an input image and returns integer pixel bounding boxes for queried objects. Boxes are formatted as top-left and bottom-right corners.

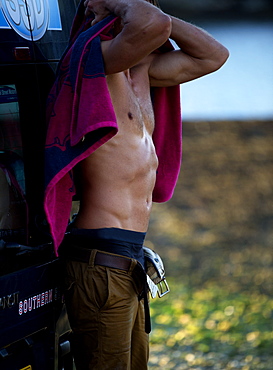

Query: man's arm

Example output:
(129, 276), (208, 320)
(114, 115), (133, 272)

(84, 0), (172, 75)
(149, 16), (229, 87)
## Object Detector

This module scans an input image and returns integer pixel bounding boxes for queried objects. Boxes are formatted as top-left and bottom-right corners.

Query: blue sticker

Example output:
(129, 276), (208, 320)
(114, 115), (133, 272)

(0, 0), (62, 40)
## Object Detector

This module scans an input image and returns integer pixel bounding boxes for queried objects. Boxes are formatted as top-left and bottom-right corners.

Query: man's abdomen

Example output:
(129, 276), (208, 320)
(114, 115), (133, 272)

(74, 132), (158, 232)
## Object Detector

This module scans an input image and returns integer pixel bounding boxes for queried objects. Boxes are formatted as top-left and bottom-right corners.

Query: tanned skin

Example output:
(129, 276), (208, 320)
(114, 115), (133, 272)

(73, 0), (229, 232)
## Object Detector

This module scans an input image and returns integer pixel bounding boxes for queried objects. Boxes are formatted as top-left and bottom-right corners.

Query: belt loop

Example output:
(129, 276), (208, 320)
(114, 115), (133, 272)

(88, 249), (97, 267)
(128, 258), (137, 275)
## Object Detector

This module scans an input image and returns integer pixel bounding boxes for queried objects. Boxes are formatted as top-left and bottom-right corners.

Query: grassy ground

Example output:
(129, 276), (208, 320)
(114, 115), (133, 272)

(146, 121), (273, 369)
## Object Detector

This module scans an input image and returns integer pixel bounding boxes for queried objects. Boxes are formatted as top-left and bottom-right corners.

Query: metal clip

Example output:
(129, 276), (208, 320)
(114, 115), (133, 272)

(146, 275), (170, 299)
(157, 278), (170, 298)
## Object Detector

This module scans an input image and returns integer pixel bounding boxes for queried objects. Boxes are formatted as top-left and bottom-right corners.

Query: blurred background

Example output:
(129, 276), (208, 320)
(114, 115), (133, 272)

(146, 1), (273, 369)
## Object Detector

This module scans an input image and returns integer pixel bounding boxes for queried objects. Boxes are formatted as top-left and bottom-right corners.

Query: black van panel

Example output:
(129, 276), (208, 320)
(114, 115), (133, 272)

(0, 1), (79, 368)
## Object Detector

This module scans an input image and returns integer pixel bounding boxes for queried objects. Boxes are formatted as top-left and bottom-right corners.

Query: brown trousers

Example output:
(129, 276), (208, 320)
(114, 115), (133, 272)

(63, 249), (149, 370)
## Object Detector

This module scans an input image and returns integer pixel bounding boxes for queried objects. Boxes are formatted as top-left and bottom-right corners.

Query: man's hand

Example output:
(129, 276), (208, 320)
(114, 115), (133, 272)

(84, 0), (111, 25)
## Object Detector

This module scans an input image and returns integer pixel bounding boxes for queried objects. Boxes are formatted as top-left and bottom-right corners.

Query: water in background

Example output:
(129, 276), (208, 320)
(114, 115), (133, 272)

(181, 20), (273, 121)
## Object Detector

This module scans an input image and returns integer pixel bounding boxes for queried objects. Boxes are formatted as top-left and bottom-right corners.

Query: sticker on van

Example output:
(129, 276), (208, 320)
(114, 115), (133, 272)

(0, 0), (62, 41)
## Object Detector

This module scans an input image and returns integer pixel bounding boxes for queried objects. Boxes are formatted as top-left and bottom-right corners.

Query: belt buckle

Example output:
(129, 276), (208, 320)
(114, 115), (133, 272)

(146, 275), (170, 299)
(157, 278), (170, 298)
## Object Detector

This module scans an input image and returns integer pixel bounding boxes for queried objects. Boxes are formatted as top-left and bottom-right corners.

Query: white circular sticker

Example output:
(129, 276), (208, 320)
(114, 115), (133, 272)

(1, 0), (49, 41)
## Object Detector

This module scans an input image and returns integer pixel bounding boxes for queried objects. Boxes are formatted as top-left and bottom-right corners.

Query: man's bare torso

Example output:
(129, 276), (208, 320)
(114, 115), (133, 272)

(74, 61), (158, 232)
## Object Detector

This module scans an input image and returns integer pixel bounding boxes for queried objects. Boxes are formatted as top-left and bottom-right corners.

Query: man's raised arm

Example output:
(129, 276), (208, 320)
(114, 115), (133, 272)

(84, 0), (172, 74)
(149, 15), (229, 87)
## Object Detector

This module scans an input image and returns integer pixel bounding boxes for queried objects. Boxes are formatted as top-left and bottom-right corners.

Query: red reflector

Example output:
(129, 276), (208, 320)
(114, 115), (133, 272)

(13, 47), (31, 61)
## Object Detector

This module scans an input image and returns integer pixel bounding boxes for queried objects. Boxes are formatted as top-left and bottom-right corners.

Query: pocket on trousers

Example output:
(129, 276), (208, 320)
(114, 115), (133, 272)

(100, 269), (140, 356)
(86, 265), (110, 310)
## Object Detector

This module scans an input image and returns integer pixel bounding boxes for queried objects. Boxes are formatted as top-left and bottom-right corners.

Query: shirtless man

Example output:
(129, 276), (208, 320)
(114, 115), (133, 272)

(60, 0), (229, 369)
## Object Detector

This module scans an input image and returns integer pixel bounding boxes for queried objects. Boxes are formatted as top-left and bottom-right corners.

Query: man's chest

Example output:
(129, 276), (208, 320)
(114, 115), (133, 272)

(107, 68), (155, 134)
